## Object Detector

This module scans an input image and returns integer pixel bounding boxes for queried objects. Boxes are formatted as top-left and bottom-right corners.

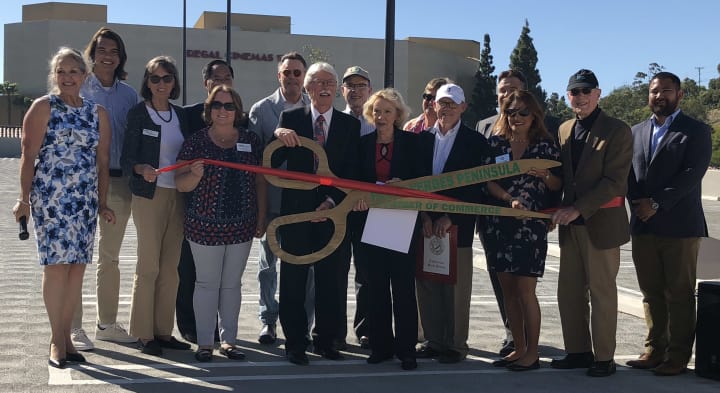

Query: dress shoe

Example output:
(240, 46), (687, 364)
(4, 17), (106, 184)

(258, 324), (277, 345)
(550, 352), (594, 369)
(48, 358), (67, 369)
(367, 352), (394, 364)
(333, 339), (348, 351)
(400, 357), (418, 370)
(587, 360), (616, 377)
(138, 339), (162, 356)
(155, 336), (191, 350)
(66, 352), (86, 363)
(499, 340), (515, 357)
(492, 358), (516, 367)
(653, 360), (687, 376)
(358, 336), (370, 349)
(438, 349), (465, 364)
(507, 358), (540, 371)
(314, 346), (343, 360)
(415, 345), (441, 358)
(286, 350), (309, 366)
(181, 333), (198, 344)
(626, 353), (664, 369)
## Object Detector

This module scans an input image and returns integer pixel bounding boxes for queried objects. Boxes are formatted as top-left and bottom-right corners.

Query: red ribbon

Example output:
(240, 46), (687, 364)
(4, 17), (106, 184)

(540, 196), (625, 214)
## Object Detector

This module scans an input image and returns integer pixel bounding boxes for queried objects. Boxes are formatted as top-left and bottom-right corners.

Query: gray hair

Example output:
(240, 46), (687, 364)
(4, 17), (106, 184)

(304, 62), (338, 89)
(47, 47), (89, 94)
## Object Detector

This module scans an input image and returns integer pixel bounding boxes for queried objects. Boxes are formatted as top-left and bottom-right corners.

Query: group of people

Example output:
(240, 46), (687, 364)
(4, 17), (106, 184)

(13, 26), (711, 378)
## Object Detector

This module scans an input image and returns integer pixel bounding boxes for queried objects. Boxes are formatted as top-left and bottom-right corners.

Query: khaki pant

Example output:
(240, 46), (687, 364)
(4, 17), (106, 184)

(128, 188), (184, 339)
(632, 234), (700, 365)
(417, 247), (473, 356)
(557, 225), (620, 361)
(72, 176), (133, 328)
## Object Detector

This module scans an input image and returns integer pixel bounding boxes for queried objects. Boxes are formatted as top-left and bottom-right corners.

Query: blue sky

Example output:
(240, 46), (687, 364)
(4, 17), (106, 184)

(2, 0), (719, 97)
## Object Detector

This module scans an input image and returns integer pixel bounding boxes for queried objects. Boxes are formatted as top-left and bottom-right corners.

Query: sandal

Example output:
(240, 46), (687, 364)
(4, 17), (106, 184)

(194, 348), (213, 362)
(219, 346), (246, 360)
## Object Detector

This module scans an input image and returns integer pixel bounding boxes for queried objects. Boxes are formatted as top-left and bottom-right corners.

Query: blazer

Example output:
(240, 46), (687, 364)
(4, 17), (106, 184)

(272, 105), (360, 255)
(417, 124), (489, 248)
(121, 102), (190, 199)
(627, 111), (712, 237)
(557, 109), (632, 249)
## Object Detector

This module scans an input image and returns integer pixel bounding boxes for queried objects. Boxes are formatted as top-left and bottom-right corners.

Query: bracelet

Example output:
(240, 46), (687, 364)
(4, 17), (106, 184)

(16, 199), (30, 206)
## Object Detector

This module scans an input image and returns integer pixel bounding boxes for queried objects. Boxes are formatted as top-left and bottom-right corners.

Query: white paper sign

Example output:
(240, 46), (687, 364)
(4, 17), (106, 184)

(422, 235), (451, 275)
(361, 208), (417, 253)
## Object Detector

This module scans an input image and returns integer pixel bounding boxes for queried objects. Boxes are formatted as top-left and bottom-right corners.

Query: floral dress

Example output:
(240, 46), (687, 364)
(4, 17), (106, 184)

(31, 95), (100, 265)
(483, 135), (560, 277)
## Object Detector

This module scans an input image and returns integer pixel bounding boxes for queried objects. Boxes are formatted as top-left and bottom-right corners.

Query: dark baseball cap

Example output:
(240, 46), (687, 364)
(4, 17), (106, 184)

(567, 69), (599, 91)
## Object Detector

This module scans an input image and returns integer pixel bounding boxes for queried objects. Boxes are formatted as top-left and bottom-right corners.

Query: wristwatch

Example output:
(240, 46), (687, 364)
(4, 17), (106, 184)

(650, 198), (660, 211)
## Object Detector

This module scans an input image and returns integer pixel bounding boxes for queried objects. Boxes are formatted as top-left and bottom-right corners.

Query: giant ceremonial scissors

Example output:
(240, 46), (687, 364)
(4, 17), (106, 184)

(262, 136), (561, 264)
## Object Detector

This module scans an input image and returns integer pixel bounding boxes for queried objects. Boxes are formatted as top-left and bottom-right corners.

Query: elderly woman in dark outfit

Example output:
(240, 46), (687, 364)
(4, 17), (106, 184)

(353, 88), (426, 370)
(484, 90), (561, 371)
(122, 56), (191, 356)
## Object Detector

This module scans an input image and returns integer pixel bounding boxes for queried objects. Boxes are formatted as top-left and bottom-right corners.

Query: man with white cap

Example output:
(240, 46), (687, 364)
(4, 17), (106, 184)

(415, 83), (489, 363)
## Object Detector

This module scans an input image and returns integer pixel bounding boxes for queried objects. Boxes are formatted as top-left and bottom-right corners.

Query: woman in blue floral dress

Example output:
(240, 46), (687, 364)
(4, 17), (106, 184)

(484, 90), (561, 371)
(13, 47), (114, 368)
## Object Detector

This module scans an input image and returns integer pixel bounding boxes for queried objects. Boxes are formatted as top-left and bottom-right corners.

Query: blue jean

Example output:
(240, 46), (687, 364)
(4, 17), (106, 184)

(258, 212), (315, 329)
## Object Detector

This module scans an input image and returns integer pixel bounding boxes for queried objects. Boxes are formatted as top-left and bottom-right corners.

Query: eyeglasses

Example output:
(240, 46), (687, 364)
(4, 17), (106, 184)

(343, 83), (369, 90)
(436, 101), (458, 109)
(209, 101), (237, 111)
(282, 69), (303, 78)
(422, 93), (435, 102)
(569, 87), (594, 96)
(149, 74), (174, 84)
(311, 79), (337, 87)
(504, 108), (531, 117)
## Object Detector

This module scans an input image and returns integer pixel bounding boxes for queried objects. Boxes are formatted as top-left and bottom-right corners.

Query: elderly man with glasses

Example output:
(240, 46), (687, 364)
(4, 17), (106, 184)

(550, 69), (633, 377)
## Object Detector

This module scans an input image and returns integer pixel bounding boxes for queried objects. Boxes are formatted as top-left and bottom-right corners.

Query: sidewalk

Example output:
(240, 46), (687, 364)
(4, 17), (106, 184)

(0, 157), (717, 392)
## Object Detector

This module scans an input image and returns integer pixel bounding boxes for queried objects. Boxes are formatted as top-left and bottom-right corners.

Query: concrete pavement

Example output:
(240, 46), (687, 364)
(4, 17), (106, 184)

(0, 157), (718, 392)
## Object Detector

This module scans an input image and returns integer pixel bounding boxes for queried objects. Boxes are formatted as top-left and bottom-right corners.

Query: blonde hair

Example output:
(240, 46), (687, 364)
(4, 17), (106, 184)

(362, 88), (411, 128)
(47, 47), (89, 94)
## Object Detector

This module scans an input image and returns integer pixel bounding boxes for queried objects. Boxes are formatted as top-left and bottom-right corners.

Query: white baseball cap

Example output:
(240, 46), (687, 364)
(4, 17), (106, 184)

(435, 83), (465, 104)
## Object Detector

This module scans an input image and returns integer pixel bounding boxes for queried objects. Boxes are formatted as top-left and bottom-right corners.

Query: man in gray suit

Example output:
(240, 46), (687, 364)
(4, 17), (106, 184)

(626, 72), (712, 376)
(248, 52), (313, 345)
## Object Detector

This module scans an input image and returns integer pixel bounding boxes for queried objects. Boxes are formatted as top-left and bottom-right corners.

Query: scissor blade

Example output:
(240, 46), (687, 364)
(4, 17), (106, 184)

(368, 196), (550, 219)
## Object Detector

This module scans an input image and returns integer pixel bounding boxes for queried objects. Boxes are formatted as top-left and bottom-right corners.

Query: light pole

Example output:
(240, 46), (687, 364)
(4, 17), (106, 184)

(384, 0), (395, 88)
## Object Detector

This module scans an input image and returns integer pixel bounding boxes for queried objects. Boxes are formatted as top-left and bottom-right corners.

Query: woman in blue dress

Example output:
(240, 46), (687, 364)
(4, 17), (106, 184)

(13, 47), (115, 368)
(484, 90), (561, 371)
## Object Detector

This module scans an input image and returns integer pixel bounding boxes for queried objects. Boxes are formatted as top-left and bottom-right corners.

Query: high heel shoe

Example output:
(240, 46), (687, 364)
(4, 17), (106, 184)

(507, 358), (540, 371)
(48, 358), (67, 369)
(66, 352), (86, 363)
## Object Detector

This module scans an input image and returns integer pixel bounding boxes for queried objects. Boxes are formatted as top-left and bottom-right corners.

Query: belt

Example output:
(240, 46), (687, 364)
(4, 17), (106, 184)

(109, 168), (124, 177)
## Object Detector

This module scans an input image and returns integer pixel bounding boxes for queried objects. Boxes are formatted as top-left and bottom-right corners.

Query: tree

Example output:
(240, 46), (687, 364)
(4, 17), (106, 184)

(0, 81), (18, 124)
(301, 44), (331, 65)
(545, 92), (573, 122)
(464, 34), (497, 127)
(509, 20), (546, 108)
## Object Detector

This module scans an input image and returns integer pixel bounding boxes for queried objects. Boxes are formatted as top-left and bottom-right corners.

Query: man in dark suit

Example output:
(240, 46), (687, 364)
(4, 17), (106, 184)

(550, 69), (633, 377)
(273, 62), (360, 365)
(176, 59), (234, 344)
(415, 83), (489, 363)
(626, 72), (712, 376)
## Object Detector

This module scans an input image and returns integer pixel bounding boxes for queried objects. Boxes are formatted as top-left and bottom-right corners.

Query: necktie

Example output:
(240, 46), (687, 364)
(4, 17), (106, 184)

(313, 115), (325, 171)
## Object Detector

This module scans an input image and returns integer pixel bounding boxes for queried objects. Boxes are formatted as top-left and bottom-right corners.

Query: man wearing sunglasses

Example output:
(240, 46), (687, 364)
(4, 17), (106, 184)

(248, 52), (313, 347)
(550, 69), (633, 377)
(626, 72), (711, 376)
(403, 77), (452, 133)
(176, 59), (236, 344)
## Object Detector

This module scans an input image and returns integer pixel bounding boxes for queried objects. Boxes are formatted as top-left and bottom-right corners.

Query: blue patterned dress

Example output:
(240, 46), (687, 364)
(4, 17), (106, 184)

(30, 95), (100, 265)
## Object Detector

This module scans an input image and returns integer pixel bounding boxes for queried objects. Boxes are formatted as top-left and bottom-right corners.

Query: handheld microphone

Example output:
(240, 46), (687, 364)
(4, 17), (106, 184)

(19, 216), (29, 240)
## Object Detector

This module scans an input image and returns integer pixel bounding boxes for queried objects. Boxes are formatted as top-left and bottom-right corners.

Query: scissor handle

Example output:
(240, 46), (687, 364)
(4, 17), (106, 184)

(263, 136), (341, 190)
(266, 192), (363, 265)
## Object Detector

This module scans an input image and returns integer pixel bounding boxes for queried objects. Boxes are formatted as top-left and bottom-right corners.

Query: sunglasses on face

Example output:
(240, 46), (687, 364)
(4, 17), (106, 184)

(282, 69), (302, 78)
(569, 87), (593, 96)
(209, 101), (237, 111)
(149, 74), (174, 84)
(504, 108), (531, 117)
(422, 93), (435, 102)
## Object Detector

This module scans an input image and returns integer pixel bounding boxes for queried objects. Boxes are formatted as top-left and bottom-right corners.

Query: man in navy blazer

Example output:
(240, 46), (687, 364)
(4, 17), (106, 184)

(272, 62), (360, 365)
(626, 72), (712, 376)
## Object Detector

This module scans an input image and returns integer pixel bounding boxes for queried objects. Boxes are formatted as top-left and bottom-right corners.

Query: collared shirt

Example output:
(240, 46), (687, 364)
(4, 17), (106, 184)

(650, 108), (681, 156)
(429, 120), (461, 175)
(343, 105), (374, 136)
(310, 105), (334, 140)
(404, 114), (429, 134)
(81, 73), (139, 170)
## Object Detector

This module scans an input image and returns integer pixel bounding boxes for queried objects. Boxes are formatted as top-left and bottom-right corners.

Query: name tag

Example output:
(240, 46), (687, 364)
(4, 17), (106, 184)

(142, 129), (159, 138)
(495, 153), (510, 163)
(236, 143), (252, 152)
